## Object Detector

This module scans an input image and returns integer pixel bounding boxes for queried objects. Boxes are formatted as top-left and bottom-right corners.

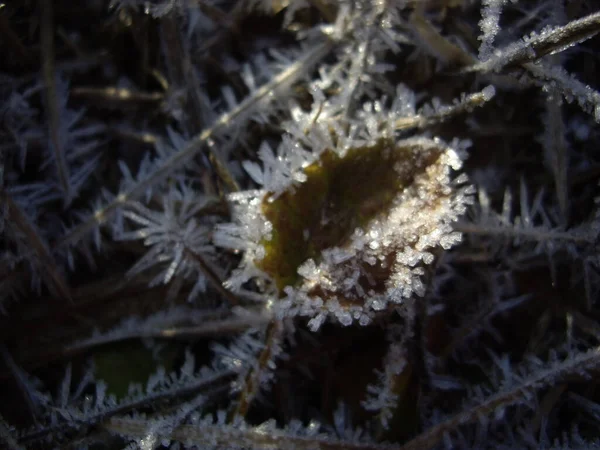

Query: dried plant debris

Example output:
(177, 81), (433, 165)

(1, 1), (600, 449)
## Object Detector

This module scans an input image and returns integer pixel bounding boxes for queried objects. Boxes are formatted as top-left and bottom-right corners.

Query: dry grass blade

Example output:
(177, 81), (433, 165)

(70, 86), (165, 106)
(542, 88), (569, 222)
(410, 12), (476, 67)
(40, 0), (72, 204)
(65, 309), (271, 354)
(1, 188), (71, 302)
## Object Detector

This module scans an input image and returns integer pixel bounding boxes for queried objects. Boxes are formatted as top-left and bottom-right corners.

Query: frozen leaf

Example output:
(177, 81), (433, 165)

(219, 135), (471, 327)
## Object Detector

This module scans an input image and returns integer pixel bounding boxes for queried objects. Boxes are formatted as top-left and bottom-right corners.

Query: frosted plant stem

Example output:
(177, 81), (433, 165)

(394, 86), (496, 131)
(478, 0), (505, 61)
(399, 346), (600, 450)
(470, 10), (600, 73)
(524, 61), (600, 122)
(57, 39), (335, 251)
(105, 416), (403, 450)
(231, 320), (284, 419)
(18, 369), (236, 446)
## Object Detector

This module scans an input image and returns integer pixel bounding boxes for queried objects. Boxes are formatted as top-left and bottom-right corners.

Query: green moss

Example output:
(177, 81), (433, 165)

(258, 140), (443, 292)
